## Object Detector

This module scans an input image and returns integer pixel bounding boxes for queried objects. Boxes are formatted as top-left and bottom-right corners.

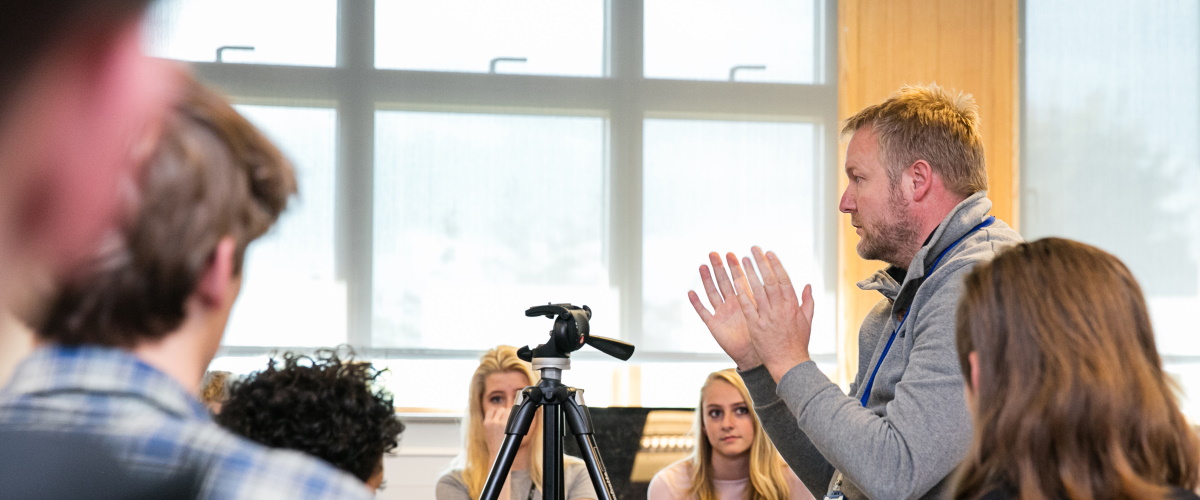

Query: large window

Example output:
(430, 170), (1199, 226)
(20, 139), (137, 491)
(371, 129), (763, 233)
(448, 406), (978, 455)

(371, 111), (611, 349)
(224, 105), (342, 347)
(1022, 0), (1200, 418)
(374, 0), (606, 76)
(146, 0), (838, 408)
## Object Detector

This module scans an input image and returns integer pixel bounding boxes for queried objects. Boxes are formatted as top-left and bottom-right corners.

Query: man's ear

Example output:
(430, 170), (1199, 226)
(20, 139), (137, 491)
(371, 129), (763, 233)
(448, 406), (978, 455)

(197, 237), (236, 307)
(968, 351), (981, 394)
(907, 159), (934, 202)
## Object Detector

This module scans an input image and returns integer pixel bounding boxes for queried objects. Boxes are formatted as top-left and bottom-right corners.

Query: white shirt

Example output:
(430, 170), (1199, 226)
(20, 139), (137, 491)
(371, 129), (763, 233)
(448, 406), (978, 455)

(646, 459), (816, 500)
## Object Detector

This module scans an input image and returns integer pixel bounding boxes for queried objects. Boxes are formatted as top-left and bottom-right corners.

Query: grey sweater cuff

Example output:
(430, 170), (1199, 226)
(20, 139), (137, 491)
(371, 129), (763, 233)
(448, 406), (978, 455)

(776, 360), (837, 420)
(739, 364), (803, 417)
(737, 364), (777, 401)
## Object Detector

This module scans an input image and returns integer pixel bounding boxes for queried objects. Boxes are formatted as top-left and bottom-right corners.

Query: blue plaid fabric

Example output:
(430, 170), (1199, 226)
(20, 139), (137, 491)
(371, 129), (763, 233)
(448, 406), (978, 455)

(0, 346), (375, 499)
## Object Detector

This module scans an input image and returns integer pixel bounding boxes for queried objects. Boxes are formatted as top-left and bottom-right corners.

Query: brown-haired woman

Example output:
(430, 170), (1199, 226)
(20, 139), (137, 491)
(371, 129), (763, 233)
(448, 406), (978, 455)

(953, 237), (1200, 500)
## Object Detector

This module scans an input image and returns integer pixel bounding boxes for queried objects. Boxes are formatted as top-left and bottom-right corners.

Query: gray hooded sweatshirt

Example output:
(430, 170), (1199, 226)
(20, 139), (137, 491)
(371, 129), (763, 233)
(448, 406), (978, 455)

(740, 193), (1022, 500)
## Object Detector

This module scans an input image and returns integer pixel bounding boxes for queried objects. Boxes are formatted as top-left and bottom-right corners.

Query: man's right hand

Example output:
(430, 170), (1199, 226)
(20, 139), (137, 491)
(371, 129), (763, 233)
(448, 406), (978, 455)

(689, 252), (762, 370)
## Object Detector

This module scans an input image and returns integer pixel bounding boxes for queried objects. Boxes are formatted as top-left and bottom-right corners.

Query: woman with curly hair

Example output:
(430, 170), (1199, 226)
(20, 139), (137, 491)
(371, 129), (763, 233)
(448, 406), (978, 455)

(953, 238), (1200, 500)
(436, 345), (597, 500)
(648, 369), (813, 500)
(215, 348), (405, 493)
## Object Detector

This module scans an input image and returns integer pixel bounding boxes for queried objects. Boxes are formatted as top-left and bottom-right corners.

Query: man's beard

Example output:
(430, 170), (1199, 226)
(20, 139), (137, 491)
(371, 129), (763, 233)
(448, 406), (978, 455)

(856, 188), (921, 268)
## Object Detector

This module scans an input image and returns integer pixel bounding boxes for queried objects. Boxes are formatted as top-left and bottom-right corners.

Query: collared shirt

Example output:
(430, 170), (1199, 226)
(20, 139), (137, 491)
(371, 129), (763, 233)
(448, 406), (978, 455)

(0, 346), (374, 499)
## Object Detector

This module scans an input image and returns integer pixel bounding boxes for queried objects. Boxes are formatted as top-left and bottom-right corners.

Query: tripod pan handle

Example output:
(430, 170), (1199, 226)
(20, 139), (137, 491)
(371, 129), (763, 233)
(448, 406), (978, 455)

(585, 335), (635, 361)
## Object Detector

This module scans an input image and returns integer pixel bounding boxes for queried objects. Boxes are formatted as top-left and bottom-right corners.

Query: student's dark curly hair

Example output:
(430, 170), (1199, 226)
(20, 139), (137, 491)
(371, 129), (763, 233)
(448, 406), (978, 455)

(215, 348), (405, 483)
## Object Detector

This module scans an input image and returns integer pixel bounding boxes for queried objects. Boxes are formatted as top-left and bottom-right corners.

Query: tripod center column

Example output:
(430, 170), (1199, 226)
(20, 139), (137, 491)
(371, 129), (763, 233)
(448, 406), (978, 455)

(532, 357), (571, 382)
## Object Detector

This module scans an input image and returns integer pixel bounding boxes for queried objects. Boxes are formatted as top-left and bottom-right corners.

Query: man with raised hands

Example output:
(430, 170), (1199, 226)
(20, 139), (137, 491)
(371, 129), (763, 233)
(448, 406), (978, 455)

(690, 85), (1022, 500)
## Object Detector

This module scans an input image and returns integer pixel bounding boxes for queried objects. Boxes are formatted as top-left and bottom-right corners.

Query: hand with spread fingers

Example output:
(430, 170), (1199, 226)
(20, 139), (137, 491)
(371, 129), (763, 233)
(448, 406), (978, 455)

(689, 252), (762, 370)
(727, 247), (816, 382)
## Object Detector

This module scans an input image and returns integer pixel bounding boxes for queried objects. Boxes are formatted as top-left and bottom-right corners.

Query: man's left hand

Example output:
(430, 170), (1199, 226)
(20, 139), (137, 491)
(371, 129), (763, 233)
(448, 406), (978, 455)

(727, 246), (816, 381)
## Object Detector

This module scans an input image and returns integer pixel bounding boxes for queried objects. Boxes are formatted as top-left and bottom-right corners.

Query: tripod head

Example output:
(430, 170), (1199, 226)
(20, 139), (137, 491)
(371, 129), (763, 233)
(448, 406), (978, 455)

(482, 303), (626, 500)
(518, 304), (635, 372)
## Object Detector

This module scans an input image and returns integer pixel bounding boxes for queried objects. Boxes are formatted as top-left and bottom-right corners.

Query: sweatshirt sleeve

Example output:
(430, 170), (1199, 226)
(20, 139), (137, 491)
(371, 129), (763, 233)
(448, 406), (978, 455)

(645, 461), (688, 500)
(739, 365), (836, 499)
(567, 461), (599, 500)
(774, 268), (974, 500)
(435, 471), (472, 500)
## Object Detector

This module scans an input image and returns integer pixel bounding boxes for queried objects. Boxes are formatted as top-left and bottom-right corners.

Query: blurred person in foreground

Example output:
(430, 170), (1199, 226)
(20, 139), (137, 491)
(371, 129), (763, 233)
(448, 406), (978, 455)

(953, 238), (1200, 500)
(647, 369), (813, 500)
(217, 348), (406, 494)
(0, 2), (181, 497)
(0, 0), (178, 312)
(436, 345), (598, 500)
(0, 74), (374, 499)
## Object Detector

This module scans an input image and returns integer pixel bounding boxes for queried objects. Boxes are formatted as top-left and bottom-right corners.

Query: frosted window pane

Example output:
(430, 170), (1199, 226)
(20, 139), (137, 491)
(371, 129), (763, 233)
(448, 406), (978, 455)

(374, 357), (619, 409)
(639, 361), (835, 407)
(376, 359), (480, 410)
(375, 0), (605, 76)
(373, 111), (609, 350)
(639, 362), (735, 408)
(1022, 1), (1200, 409)
(642, 119), (833, 354)
(206, 356), (271, 377)
(644, 0), (817, 83)
(224, 105), (342, 347)
(143, 0), (336, 67)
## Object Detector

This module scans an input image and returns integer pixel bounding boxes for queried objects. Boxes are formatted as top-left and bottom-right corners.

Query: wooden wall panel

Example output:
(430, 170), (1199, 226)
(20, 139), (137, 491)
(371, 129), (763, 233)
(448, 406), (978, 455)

(835, 0), (1019, 384)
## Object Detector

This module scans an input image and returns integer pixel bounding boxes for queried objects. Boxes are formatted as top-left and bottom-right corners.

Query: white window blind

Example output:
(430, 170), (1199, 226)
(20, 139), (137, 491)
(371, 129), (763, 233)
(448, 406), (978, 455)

(146, 0), (838, 409)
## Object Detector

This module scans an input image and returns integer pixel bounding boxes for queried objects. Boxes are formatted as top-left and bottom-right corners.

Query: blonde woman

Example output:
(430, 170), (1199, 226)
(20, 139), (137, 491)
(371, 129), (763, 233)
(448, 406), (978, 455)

(199, 370), (232, 414)
(648, 369), (813, 500)
(436, 345), (598, 500)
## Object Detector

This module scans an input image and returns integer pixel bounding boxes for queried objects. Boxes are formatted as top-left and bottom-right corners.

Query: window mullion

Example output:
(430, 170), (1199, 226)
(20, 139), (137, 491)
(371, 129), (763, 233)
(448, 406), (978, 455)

(337, 0), (376, 349)
(609, 0), (645, 404)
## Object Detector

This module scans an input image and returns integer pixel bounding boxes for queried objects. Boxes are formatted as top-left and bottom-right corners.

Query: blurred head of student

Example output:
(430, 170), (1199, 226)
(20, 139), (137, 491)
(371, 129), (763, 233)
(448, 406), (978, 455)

(216, 349), (406, 493)
(34, 72), (295, 388)
(689, 369), (791, 500)
(200, 370), (233, 414)
(0, 0), (179, 309)
(954, 237), (1200, 500)
(460, 345), (544, 499)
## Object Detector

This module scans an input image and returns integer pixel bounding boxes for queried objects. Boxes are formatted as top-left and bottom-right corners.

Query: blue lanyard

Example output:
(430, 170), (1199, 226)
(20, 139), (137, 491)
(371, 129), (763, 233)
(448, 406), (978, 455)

(857, 216), (995, 407)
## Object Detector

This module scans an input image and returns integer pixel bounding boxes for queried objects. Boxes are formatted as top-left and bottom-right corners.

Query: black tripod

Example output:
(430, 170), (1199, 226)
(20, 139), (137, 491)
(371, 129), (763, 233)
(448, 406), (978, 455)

(478, 304), (635, 500)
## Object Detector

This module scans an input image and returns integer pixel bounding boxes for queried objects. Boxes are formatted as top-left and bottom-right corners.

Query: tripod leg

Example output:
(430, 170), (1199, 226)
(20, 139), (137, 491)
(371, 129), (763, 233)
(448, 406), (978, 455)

(480, 388), (540, 500)
(562, 390), (617, 500)
(543, 399), (564, 500)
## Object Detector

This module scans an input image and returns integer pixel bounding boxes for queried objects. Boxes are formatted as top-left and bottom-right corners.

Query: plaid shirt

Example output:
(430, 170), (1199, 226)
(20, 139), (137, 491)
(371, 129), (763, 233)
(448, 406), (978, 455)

(0, 346), (374, 499)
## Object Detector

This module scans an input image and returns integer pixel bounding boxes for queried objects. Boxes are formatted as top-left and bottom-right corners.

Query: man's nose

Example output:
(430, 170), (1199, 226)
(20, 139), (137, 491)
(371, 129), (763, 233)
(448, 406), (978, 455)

(839, 186), (855, 213)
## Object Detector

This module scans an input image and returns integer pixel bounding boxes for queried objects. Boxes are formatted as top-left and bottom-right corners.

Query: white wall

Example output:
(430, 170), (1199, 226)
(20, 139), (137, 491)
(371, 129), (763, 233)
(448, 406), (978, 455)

(381, 414), (463, 499)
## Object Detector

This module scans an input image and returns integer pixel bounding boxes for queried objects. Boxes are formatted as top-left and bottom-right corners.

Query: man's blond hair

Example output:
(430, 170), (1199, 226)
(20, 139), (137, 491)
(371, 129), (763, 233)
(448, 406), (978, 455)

(842, 84), (987, 197)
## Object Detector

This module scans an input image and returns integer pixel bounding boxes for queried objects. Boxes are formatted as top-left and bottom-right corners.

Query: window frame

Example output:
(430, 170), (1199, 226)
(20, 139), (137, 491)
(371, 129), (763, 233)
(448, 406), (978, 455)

(197, 0), (840, 401)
